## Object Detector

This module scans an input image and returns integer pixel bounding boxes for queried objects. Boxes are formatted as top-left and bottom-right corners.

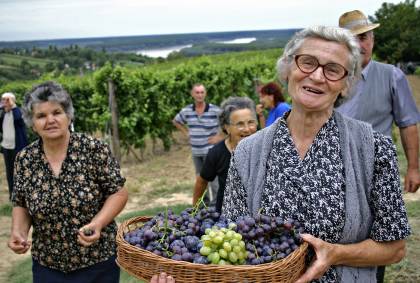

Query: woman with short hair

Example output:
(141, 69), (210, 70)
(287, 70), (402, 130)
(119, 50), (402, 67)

(8, 81), (128, 283)
(222, 26), (410, 282)
(192, 96), (258, 212)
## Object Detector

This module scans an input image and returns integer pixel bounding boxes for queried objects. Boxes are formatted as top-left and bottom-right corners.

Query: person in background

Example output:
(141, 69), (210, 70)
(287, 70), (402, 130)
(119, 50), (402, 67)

(338, 11), (420, 282)
(173, 83), (224, 206)
(222, 26), (410, 283)
(256, 82), (291, 128)
(192, 96), (258, 212)
(337, 10), (420, 195)
(8, 81), (128, 283)
(0, 92), (28, 200)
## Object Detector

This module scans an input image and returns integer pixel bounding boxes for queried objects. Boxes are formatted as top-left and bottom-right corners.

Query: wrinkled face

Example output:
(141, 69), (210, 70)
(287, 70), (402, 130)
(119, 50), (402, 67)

(1, 96), (14, 111)
(287, 37), (349, 113)
(225, 109), (257, 146)
(191, 85), (207, 104)
(356, 31), (374, 68)
(32, 101), (71, 141)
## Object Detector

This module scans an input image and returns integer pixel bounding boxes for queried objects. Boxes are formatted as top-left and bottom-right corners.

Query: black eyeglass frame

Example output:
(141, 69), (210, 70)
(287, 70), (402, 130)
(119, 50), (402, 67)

(293, 54), (349, 82)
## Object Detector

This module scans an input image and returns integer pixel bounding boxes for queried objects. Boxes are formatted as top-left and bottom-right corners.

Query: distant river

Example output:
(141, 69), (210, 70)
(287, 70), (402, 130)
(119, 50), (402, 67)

(217, 37), (256, 44)
(136, 44), (192, 58)
(136, 37), (257, 58)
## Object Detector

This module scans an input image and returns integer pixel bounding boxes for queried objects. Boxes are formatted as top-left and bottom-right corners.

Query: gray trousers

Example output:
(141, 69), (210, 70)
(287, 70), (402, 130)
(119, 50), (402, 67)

(192, 155), (219, 206)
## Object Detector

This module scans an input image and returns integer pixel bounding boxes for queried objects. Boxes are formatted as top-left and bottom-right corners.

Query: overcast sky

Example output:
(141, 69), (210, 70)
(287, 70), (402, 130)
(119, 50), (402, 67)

(0, 0), (404, 41)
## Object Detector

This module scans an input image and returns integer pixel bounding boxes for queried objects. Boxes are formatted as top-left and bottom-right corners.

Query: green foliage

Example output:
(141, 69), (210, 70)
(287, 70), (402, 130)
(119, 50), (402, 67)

(0, 49), (280, 151)
(372, 0), (420, 63)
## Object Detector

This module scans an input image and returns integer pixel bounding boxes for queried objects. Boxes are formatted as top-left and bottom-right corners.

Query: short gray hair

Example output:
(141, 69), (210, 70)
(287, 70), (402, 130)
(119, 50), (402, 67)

(23, 81), (74, 127)
(219, 96), (256, 134)
(1, 92), (16, 102)
(276, 26), (361, 107)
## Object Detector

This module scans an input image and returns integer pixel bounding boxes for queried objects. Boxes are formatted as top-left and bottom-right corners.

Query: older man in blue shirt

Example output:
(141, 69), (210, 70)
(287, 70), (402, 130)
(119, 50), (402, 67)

(338, 10), (420, 194)
(338, 10), (420, 283)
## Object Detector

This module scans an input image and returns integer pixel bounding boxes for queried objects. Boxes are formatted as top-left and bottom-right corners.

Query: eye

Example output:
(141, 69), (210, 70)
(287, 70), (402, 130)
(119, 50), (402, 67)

(325, 64), (341, 74)
(35, 113), (46, 119)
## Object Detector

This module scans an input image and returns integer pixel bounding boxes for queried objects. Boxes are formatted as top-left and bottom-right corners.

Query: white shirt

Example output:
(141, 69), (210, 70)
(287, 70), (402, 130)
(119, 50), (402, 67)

(1, 111), (15, 149)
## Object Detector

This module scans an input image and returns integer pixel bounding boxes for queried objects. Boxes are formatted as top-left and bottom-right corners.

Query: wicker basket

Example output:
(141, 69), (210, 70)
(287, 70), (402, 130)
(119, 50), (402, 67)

(116, 216), (308, 283)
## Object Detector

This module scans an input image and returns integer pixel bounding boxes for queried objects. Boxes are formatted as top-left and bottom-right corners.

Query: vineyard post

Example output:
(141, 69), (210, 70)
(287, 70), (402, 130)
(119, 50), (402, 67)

(108, 79), (121, 162)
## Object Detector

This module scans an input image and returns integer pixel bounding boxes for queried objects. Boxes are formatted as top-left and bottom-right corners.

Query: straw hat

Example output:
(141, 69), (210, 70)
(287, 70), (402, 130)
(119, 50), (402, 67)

(339, 10), (380, 35)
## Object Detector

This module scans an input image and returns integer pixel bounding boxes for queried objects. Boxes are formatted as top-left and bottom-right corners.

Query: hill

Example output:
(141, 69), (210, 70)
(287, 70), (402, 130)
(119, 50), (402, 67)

(0, 29), (300, 52)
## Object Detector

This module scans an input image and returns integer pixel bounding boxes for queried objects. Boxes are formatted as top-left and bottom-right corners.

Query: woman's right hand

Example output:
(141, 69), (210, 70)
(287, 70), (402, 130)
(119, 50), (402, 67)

(150, 272), (175, 283)
(8, 233), (31, 254)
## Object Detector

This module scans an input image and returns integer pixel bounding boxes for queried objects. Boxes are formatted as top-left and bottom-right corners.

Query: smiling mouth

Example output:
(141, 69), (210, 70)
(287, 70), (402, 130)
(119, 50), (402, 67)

(303, 86), (323, 95)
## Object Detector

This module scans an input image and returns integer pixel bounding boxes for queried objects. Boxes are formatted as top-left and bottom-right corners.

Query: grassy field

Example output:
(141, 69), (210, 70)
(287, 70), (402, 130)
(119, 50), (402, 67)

(0, 54), (56, 67)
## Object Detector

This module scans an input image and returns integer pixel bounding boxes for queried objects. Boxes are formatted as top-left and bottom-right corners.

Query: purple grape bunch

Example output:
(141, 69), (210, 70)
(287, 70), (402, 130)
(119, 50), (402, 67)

(123, 207), (304, 265)
(235, 215), (304, 265)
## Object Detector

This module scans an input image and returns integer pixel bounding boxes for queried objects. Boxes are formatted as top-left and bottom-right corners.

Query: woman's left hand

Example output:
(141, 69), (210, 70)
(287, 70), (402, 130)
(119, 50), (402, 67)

(77, 224), (101, 247)
(295, 234), (337, 283)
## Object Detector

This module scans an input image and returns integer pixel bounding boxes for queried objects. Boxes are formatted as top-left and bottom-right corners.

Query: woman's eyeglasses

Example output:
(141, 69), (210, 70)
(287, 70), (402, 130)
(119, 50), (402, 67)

(294, 54), (349, 81)
(230, 120), (258, 131)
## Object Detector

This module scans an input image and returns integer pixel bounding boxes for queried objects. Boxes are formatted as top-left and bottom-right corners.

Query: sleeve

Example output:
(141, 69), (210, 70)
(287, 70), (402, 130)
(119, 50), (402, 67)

(11, 151), (28, 208)
(12, 107), (26, 127)
(200, 149), (217, 182)
(274, 103), (291, 119)
(93, 140), (126, 197)
(221, 155), (250, 221)
(369, 132), (411, 241)
(391, 67), (420, 127)
(173, 108), (186, 125)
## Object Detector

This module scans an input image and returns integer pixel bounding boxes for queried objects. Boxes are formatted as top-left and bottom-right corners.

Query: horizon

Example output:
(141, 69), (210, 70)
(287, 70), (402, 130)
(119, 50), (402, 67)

(0, 27), (302, 44)
(0, 0), (404, 41)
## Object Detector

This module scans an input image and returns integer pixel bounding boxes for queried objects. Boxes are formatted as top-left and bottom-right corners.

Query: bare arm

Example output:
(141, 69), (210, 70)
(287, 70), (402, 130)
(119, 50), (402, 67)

(296, 235), (406, 283)
(193, 175), (209, 206)
(400, 124), (420, 192)
(172, 120), (189, 139)
(8, 206), (32, 254)
(78, 187), (128, 246)
(208, 132), (225, 145)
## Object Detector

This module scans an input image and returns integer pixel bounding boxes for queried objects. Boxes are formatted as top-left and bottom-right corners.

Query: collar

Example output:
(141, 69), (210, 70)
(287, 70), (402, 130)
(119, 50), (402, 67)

(361, 60), (373, 80)
(192, 102), (209, 112)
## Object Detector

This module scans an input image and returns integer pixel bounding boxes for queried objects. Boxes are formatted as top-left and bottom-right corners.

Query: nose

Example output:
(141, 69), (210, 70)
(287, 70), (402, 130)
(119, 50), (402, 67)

(309, 65), (326, 82)
(241, 123), (252, 133)
(46, 114), (55, 124)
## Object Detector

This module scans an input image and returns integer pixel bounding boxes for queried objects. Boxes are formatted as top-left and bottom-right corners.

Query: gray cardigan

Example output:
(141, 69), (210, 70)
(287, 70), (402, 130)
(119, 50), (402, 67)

(232, 111), (377, 282)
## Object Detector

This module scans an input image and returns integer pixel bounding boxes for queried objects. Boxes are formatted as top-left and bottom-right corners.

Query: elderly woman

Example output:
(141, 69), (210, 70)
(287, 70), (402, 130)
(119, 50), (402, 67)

(192, 96), (258, 212)
(256, 82), (291, 128)
(0, 92), (29, 200)
(8, 81), (128, 283)
(222, 26), (410, 283)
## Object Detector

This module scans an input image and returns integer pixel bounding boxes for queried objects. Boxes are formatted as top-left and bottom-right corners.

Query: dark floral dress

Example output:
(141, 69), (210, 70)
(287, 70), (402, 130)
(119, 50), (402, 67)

(222, 115), (410, 282)
(12, 133), (126, 272)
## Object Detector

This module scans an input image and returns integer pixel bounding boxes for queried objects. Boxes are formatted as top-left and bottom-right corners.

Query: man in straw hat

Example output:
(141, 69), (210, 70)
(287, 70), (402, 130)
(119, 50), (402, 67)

(337, 9), (420, 282)
(338, 10), (420, 191)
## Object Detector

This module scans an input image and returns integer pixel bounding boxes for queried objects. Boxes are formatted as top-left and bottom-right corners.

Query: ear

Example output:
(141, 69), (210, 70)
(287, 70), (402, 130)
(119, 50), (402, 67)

(340, 85), (349, 98)
(224, 125), (231, 136)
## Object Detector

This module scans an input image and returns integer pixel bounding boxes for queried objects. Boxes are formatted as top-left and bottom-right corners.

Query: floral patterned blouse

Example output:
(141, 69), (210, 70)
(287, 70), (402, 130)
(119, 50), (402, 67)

(223, 115), (410, 282)
(12, 133), (126, 272)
